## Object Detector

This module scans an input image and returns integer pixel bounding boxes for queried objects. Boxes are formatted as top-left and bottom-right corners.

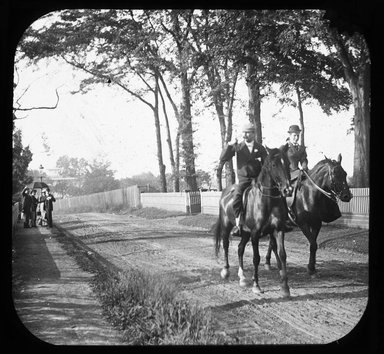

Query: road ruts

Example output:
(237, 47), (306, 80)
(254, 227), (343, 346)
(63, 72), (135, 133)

(54, 212), (368, 344)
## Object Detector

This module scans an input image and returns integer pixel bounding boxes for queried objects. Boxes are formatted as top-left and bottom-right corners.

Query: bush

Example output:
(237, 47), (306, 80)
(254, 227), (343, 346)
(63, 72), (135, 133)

(92, 269), (225, 345)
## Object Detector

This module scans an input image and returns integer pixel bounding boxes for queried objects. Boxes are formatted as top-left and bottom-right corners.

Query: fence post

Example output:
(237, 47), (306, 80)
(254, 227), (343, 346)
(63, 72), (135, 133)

(185, 192), (190, 214)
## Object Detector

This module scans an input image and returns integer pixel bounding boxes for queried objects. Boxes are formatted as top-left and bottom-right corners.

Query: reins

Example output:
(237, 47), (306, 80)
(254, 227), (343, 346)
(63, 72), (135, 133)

(302, 167), (338, 202)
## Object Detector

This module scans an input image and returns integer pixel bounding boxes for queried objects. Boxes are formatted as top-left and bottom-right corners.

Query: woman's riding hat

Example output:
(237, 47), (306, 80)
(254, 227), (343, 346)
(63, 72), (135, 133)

(288, 125), (301, 134)
(242, 122), (255, 132)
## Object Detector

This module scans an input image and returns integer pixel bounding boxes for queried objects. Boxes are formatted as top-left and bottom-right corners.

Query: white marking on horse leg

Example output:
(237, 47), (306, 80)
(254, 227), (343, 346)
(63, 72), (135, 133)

(238, 267), (245, 280)
(221, 268), (230, 279)
(238, 267), (247, 287)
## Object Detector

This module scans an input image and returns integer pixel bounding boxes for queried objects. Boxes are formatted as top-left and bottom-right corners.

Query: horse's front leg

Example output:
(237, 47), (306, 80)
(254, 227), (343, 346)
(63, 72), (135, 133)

(238, 231), (250, 287)
(300, 221), (321, 276)
(265, 234), (282, 270)
(264, 236), (273, 270)
(251, 232), (264, 294)
(275, 229), (290, 298)
(220, 225), (231, 279)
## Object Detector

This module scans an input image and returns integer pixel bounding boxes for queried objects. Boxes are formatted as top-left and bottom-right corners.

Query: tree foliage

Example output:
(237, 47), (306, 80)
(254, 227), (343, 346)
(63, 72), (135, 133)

(16, 9), (370, 187)
(82, 159), (120, 195)
(55, 155), (119, 196)
(56, 155), (88, 178)
(12, 129), (33, 193)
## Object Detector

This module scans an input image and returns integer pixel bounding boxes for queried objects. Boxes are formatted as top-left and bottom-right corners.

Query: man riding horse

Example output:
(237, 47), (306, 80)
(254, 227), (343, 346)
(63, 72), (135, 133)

(217, 122), (267, 236)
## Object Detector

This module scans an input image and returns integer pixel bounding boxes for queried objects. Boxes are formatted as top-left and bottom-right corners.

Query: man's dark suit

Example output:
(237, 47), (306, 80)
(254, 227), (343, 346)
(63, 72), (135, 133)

(219, 140), (267, 217)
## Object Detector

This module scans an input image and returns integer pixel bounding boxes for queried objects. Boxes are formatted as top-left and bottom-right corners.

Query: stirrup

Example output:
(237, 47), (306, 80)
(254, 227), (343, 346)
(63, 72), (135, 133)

(287, 208), (297, 225)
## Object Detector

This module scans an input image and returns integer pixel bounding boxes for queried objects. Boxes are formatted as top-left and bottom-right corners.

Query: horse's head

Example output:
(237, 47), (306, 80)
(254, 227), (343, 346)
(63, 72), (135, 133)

(263, 146), (293, 197)
(327, 154), (353, 202)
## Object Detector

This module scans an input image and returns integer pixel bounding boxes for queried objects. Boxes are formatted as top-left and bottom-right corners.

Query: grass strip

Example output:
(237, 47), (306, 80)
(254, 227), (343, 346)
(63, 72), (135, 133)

(55, 228), (229, 345)
(92, 270), (228, 345)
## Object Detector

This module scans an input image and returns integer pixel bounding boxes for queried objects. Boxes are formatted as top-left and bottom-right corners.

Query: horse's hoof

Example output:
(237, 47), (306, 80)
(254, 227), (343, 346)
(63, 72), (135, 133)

(252, 285), (264, 294)
(239, 278), (248, 287)
(264, 264), (271, 271)
(220, 268), (230, 279)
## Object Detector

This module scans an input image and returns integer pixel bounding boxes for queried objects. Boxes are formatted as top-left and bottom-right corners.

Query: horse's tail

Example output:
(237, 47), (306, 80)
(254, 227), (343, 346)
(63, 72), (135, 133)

(214, 206), (223, 257)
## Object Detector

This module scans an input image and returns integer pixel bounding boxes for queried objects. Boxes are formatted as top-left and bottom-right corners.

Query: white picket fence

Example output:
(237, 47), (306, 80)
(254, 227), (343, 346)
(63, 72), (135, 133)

(54, 186), (141, 212)
(200, 188), (369, 229)
(200, 188), (369, 215)
(54, 187), (202, 215)
(52, 186), (369, 228)
(141, 191), (201, 214)
(141, 192), (187, 212)
(337, 188), (369, 214)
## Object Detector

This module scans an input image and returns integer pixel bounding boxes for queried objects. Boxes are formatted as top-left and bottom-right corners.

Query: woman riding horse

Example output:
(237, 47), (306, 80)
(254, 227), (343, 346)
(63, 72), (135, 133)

(214, 146), (293, 298)
(282, 125), (308, 181)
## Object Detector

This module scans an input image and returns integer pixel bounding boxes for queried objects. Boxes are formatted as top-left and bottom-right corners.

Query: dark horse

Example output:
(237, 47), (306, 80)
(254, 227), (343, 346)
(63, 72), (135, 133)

(214, 147), (293, 298)
(265, 154), (353, 276)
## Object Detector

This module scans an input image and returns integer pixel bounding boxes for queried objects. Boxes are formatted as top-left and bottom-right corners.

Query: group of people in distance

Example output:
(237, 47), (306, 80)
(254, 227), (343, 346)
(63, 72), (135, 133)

(219, 123), (308, 235)
(21, 186), (56, 228)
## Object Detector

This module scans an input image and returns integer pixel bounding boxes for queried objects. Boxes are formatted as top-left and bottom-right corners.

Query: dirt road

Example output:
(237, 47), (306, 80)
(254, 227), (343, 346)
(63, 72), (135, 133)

(54, 212), (368, 344)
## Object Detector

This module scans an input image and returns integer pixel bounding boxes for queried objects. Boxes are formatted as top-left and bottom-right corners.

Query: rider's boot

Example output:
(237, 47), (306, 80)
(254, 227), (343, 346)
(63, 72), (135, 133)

(231, 216), (241, 237)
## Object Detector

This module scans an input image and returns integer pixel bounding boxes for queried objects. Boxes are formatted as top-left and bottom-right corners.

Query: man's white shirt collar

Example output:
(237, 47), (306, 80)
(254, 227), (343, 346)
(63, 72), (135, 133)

(245, 141), (254, 152)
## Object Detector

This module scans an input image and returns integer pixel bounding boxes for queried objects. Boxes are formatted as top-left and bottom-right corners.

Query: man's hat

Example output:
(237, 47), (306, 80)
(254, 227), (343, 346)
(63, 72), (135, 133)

(242, 122), (255, 132)
(288, 125), (301, 134)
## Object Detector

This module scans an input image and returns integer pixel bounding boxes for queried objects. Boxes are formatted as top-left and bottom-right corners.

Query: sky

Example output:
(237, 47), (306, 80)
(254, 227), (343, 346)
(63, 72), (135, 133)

(13, 51), (355, 183)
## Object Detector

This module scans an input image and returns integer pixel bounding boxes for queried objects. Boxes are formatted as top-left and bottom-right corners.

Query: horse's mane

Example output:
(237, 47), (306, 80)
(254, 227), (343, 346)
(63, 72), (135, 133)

(309, 158), (337, 176)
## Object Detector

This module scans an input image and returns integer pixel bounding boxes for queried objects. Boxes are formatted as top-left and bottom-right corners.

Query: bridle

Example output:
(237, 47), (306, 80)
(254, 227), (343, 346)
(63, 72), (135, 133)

(257, 184), (282, 199)
(257, 157), (289, 199)
(302, 163), (345, 203)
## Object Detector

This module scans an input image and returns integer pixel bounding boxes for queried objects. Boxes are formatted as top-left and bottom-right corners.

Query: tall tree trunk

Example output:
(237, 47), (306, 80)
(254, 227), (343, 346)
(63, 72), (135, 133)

(246, 57), (262, 143)
(174, 130), (181, 192)
(351, 68), (370, 187)
(205, 62), (239, 189)
(158, 81), (178, 192)
(330, 29), (370, 187)
(180, 71), (197, 191)
(296, 85), (305, 147)
(154, 76), (167, 192)
(158, 73), (181, 191)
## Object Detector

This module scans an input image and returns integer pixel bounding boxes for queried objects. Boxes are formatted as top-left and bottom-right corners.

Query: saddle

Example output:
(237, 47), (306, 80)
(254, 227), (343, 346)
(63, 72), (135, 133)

(286, 170), (305, 222)
(241, 181), (254, 216)
(229, 180), (255, 226)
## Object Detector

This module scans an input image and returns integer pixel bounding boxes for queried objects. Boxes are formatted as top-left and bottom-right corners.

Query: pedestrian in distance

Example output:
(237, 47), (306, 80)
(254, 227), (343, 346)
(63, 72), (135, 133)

(21, 186), (32, 228)
(38, 190), (47, 226)
(30, 189), (39, 227)
(218, 122), (267, 236)
(44, 188), (56, 228)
